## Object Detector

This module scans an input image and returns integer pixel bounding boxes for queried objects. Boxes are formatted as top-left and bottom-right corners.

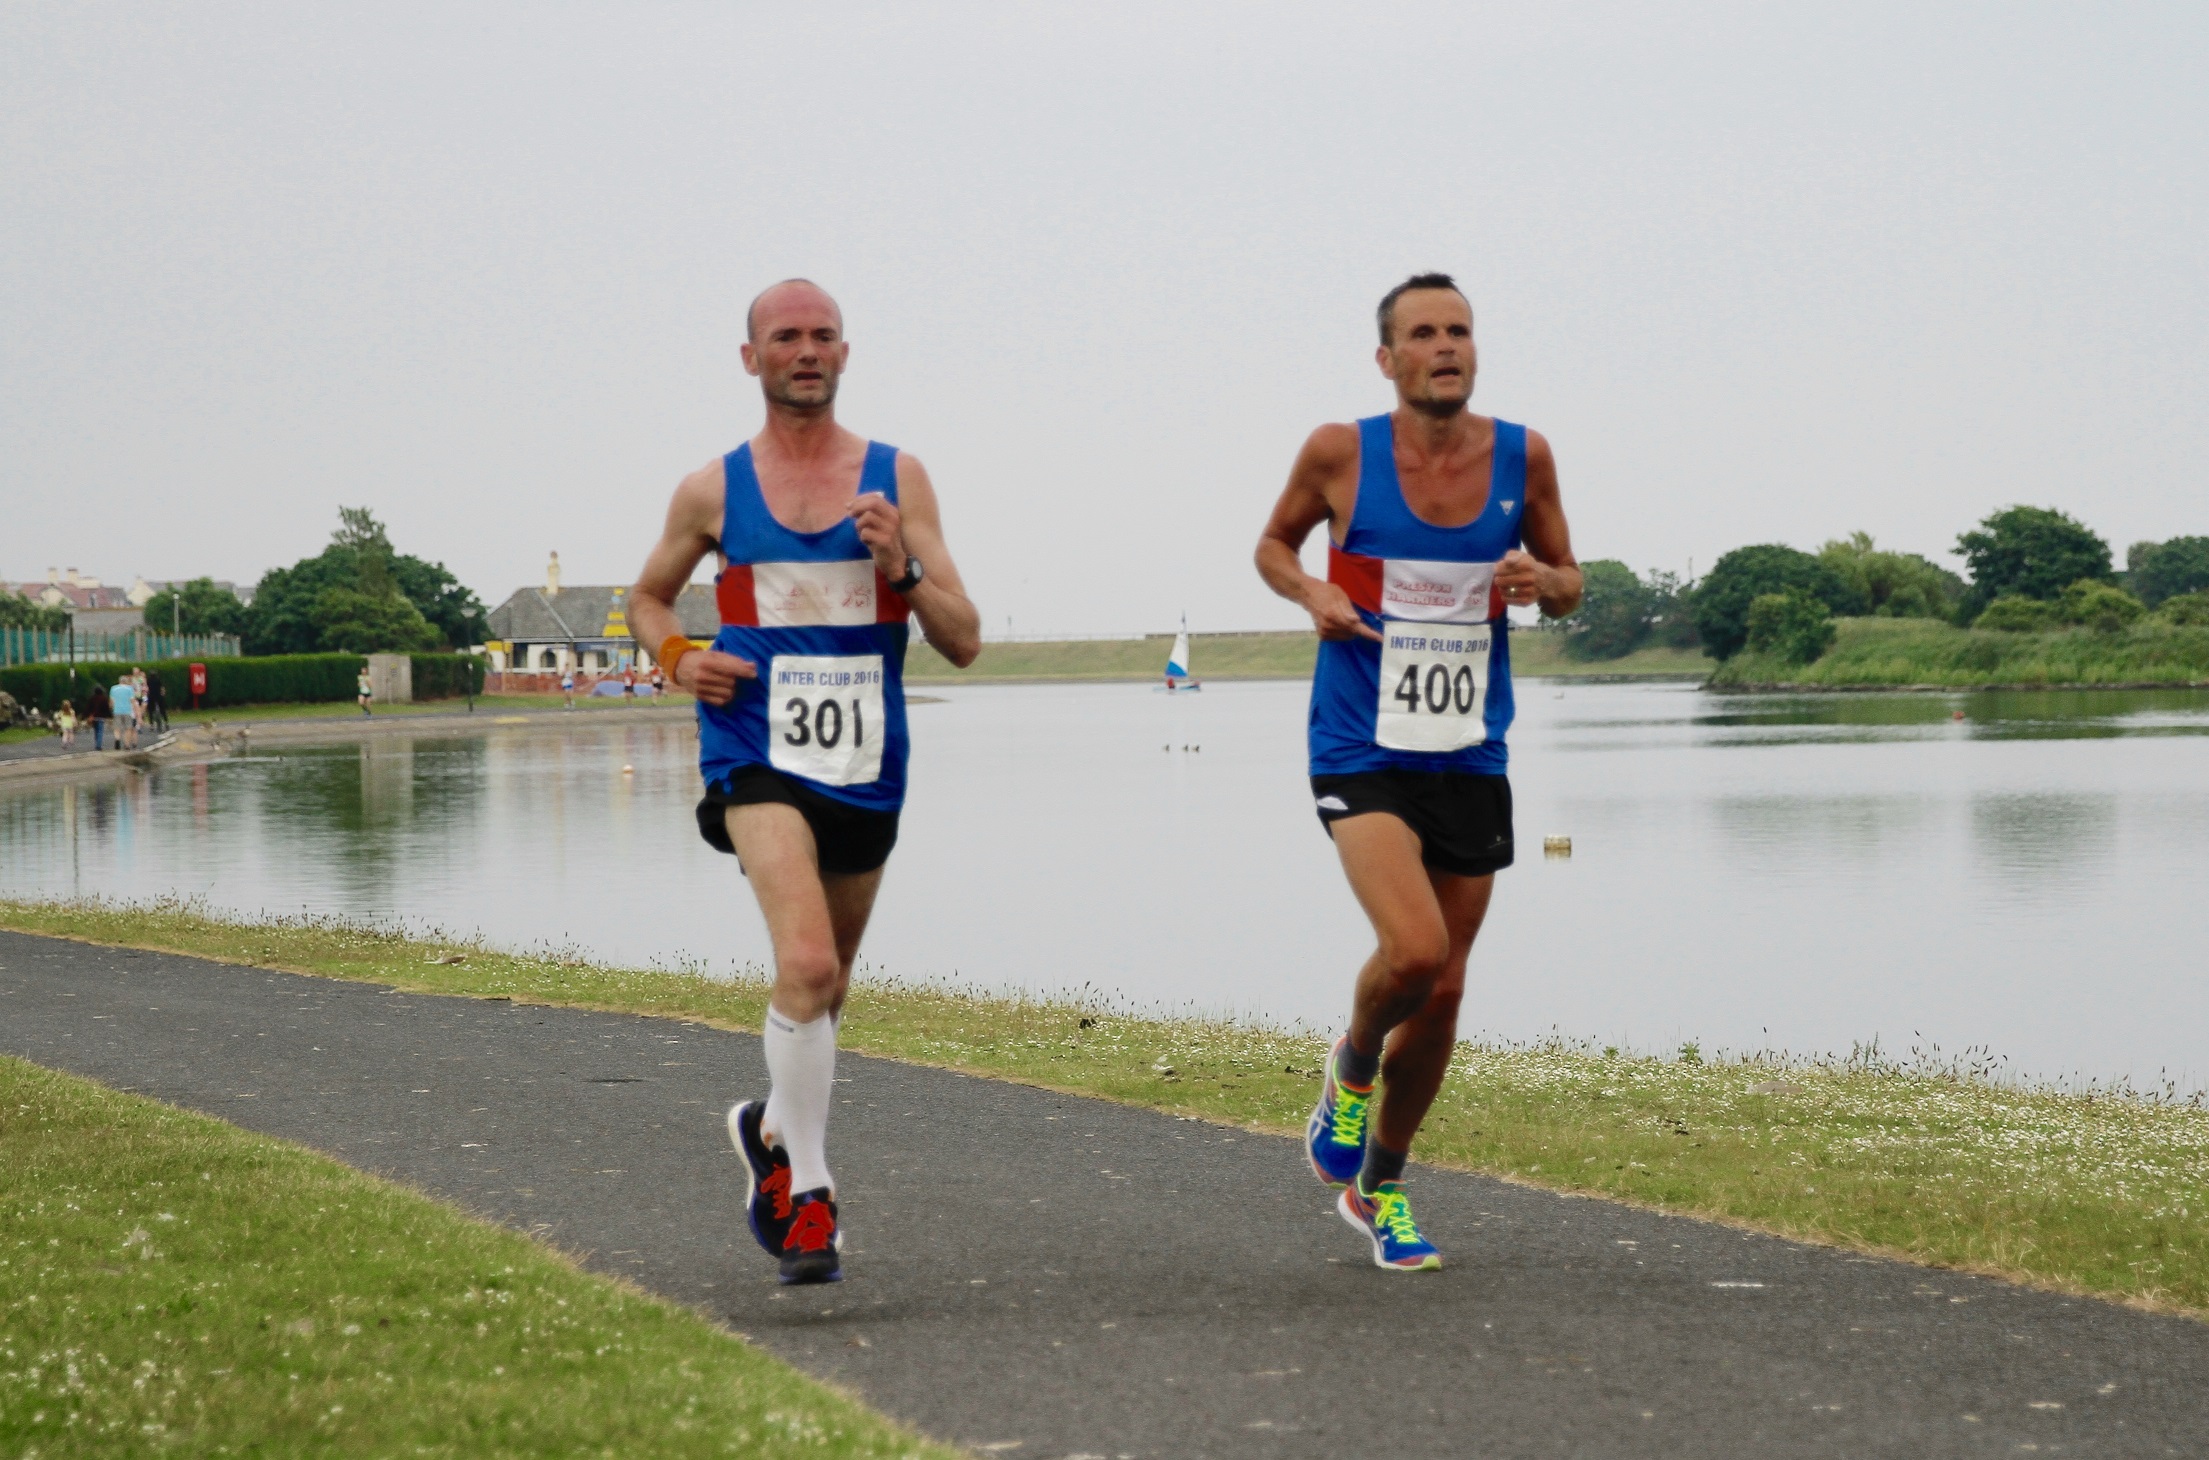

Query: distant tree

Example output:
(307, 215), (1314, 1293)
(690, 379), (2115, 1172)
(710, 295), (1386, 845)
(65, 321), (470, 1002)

(2057, 579), (2144, 633)
(1560, 560), (1652, 660)
(1744, 589), (1835, 664)
(1973, 596), (2058, 633)
(311, 587), (441, 653)
(1641, 568), (1701, 649)
(244, 507), (487, 654)
(1816, 532), (1964, 620)
(143, 578), (251, 638)
(1692, 545), (1864, 659)
(391, 554), (490, 649)
(1955, 507), (2110, 619)
(0, 592), (70, 632)
(2126, 536), (2209, 607)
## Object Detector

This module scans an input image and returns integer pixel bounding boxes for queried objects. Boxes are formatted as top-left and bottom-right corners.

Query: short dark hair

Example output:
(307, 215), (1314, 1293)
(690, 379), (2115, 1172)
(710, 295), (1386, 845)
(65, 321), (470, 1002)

(1377, 272), (1468, 345)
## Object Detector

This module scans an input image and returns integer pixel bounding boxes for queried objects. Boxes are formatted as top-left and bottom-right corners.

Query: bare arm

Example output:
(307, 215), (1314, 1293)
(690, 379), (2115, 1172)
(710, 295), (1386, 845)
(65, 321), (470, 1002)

(1493, 429), (1583, 617)
(1254, 424), (1382, 642)
(628, 461), (757, 705)
(848, 453), (982, 667)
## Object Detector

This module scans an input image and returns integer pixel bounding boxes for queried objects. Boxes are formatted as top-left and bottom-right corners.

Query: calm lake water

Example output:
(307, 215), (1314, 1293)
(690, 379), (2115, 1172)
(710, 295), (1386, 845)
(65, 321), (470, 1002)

(4, 680), (2206, 1091)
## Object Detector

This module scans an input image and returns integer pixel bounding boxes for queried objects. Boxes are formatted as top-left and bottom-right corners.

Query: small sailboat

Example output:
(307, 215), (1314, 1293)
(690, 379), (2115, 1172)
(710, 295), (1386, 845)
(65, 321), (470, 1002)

(1162, 617), (1202, 691)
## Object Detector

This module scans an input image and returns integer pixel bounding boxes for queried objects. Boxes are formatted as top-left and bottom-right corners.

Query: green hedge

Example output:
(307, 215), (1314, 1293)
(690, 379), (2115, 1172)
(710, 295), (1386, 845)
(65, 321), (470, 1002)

(0, 654), (365, 714)
(3, 652), (488, 713)
(410, 653), (486, 700)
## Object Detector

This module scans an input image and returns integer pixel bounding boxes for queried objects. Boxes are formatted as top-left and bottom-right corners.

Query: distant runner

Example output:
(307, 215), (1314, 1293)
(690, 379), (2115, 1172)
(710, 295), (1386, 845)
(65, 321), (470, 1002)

(357, 668), (374, 717)
(627, 279), (981, 1284)
(1255, 273), (1581, 1270)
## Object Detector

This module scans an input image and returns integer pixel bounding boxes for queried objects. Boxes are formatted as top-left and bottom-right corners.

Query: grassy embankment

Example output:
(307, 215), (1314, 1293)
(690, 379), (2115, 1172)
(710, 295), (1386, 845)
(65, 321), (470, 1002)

(5, 899), (2203, 1320)
(1711, 616), (2209, 690)
(909, 630), (1708, 683)
(0, 1054), (950, 1458)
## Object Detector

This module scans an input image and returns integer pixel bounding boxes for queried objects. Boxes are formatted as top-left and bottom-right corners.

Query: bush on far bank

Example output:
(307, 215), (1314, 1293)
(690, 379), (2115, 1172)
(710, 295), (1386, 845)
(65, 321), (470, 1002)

(1744, 589), (1836, 664)
(1708, 613), (2209, 688)
(2158, 589), (2209, 627)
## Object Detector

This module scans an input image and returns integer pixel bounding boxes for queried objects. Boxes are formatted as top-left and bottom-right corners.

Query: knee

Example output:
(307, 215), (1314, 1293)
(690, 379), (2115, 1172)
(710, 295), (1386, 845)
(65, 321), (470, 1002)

(775, 941), (840, 997)
(1379, 932), (1450, 991)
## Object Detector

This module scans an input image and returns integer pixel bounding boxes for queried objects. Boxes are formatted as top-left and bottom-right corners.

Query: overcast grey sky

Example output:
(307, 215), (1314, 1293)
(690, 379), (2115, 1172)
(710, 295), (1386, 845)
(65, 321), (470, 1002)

(6, 2), (2204, 633)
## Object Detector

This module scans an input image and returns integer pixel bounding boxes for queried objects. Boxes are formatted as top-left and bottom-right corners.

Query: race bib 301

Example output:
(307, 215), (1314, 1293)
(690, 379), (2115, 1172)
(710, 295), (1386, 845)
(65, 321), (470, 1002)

(767, 654), (886, 786)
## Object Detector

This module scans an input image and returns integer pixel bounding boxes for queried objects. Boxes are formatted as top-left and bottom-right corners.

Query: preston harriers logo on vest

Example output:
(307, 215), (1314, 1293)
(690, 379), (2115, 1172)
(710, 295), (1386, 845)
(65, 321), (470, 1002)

(1381, 558), (1498, 624)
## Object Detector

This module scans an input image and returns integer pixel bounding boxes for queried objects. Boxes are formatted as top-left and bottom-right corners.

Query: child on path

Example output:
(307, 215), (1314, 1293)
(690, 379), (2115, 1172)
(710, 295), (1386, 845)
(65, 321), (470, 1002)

(56, 702), (77, 748)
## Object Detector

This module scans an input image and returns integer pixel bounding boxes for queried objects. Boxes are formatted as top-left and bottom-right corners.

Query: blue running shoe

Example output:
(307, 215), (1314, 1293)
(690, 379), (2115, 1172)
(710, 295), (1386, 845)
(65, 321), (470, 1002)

(1306, 1037), (1373, 1188)
(1338, 1180), (1442, 1271)
(727, 1100), (794, 1257)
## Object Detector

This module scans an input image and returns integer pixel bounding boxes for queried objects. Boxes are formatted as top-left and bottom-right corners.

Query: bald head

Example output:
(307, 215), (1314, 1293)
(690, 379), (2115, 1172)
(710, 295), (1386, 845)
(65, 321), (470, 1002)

(740, 278), (849, 414)
(747, 278), (843, 342)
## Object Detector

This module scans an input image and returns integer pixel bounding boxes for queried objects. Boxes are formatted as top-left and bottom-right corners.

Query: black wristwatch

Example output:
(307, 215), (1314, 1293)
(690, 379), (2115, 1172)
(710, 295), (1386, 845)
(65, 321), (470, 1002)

(888, 555), (924, 594)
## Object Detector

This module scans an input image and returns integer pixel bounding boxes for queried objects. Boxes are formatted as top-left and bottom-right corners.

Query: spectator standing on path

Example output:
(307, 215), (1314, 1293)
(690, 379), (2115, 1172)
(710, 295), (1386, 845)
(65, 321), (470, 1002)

(55, 701), (77, 749)
(144, 670), (168, 732)
(109, 677), (138, 750)
(1255, 272), (1582, 1271)
(625, 277), (981, 1286)
(85, 685), (110, 750)
(357, 668), (374, 717)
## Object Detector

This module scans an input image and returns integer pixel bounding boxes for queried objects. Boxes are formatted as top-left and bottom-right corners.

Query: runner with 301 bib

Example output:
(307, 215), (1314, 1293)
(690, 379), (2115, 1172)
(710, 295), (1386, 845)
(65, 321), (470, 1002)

(627, 279), (981, 1285)
(1255, 273), (1581, 1271)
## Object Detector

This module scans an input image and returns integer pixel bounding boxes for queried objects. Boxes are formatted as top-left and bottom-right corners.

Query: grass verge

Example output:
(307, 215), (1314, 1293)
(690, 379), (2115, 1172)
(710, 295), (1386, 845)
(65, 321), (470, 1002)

(4, 898), (2205, 1322)
(0, 1052), (951, 1458)
(1709, 616), (2209, 689)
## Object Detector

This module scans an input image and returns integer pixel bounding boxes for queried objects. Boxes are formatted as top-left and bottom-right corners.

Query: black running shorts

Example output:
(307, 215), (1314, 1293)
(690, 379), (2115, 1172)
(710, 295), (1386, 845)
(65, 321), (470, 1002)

(697, 765), (901, 876)
(1310, 769), (1514, 878)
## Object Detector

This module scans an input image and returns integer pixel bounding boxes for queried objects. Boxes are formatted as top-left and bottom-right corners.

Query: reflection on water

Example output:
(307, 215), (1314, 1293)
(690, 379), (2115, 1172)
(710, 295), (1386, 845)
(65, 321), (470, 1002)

(3, 682), (2206, 1092)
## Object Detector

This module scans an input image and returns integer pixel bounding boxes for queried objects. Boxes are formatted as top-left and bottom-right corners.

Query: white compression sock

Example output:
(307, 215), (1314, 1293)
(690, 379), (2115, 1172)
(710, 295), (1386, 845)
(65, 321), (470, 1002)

(761, 1007), (837, 1196)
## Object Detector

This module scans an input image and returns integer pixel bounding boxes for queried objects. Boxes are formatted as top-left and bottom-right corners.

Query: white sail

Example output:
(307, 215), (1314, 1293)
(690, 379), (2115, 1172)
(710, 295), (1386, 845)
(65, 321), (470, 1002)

(1165, 627), (1192, 681)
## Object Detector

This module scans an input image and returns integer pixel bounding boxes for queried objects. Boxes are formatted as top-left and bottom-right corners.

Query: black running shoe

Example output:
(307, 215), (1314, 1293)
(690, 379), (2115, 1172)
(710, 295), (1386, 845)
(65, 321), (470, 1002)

(779, 1189), (843, 1285)
(727, 1100), (794, 1257)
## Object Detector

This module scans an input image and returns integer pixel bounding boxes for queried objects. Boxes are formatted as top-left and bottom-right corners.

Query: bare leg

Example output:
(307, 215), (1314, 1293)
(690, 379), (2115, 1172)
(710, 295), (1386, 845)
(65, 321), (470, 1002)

(1331, 813), (1494, 1154)
(1375, 868), (1491, 1150)
(724, 803), (883, 1022)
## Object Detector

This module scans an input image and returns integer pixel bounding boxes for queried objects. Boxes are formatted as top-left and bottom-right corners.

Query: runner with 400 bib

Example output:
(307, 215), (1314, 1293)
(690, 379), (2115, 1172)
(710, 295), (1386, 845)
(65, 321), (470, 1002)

(627, 279), (982, 1284)
(1254, 273), (1582, 1270)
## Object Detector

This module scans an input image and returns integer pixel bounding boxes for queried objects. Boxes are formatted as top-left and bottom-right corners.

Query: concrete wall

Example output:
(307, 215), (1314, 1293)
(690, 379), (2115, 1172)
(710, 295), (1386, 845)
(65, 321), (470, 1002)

(366, 653), (413, 705)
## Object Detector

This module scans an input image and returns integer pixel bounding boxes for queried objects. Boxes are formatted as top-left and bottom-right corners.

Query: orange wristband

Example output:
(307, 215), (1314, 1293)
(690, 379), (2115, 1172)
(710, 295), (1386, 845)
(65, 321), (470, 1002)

(658, 635), (697, 680)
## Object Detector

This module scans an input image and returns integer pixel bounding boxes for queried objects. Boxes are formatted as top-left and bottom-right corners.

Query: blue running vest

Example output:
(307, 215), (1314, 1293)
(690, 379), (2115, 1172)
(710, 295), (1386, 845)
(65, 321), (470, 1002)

(1308, 415), (1525, 776)
(696, 441), (913, 812)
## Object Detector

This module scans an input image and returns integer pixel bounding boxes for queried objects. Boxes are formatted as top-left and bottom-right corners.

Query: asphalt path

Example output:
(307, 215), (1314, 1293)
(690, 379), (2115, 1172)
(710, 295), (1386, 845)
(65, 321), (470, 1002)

(4, 931), (2205, 1458)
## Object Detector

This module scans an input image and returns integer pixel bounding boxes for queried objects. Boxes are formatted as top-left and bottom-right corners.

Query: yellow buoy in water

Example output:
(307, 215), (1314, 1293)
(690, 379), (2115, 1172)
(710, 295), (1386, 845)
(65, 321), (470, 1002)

(622, 764), (634, 774)
(1542, 835), (1572, 858)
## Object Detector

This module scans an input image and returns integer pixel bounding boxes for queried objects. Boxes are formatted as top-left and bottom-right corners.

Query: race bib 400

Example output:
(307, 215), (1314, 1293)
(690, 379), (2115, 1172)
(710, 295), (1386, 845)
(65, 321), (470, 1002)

(1376, 621), (1490, 753)
(767, 654), (886, 786)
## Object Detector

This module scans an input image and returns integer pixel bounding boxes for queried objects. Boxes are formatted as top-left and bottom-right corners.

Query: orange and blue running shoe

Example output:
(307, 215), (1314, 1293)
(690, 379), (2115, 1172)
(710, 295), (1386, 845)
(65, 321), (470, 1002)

(1305, 1037), (1373, 1187)
(1338, 1180), (1442, 1271)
